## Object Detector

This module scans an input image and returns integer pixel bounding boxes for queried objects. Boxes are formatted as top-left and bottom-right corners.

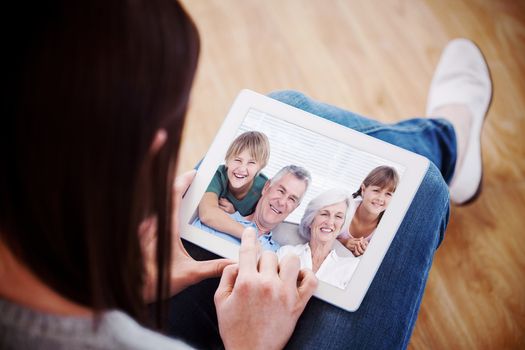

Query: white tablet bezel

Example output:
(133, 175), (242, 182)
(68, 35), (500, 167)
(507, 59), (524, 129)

(179, 89), (429, 311)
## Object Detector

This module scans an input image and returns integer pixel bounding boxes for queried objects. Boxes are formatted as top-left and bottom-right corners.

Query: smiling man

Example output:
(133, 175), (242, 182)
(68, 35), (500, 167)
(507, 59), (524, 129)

(193, 165), (311, 252)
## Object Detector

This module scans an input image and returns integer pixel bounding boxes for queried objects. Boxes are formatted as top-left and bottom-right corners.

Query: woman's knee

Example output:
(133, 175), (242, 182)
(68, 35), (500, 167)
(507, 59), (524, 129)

(423, 162), (450, 205)
(267, 90), (311, 109)
(417, 162), (450, 247)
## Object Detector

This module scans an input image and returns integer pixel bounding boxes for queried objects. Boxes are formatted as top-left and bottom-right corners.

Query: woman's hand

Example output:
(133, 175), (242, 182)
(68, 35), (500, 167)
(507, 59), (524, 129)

(169, 170), (234, 296)
(218, 197), (236, 214)
(215, 228), (318, 350)
(142, 170), (234, 302)
(345, 237), (368, 257)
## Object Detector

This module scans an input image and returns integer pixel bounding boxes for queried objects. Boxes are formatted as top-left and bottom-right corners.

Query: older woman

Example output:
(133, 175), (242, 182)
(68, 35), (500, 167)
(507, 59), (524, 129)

(277, 189), (360, 290)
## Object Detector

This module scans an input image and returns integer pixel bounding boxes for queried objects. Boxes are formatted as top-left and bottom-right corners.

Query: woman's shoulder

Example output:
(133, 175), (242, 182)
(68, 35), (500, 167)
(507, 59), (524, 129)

(101, 311), (193, 349)
(0, 298), (193, 350)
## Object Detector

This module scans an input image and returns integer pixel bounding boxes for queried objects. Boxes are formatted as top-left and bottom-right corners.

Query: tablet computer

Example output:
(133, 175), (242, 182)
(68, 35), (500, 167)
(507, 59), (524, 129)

(179, 89), (429, 311)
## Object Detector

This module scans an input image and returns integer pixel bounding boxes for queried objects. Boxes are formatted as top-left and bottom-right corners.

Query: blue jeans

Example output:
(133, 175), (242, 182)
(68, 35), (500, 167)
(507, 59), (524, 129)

(167, 91), (455, 349)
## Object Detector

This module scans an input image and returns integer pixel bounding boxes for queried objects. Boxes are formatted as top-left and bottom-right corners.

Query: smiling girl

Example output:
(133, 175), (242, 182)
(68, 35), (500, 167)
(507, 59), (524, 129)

(338, 166), (399, 257)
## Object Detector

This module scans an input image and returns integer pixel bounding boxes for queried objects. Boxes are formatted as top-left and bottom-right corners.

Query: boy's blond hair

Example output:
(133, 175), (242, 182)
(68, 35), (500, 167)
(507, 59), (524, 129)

(225, 131), (270, 169)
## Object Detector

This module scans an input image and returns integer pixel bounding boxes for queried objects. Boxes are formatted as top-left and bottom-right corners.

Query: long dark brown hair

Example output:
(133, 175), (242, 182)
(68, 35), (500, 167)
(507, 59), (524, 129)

(0, 0), (199, 327)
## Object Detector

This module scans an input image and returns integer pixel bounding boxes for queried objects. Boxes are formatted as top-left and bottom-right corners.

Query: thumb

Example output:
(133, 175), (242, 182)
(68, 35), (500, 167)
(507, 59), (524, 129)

(296, 268), (318, 306)
(194, 258), (235, 281)
(173, 170), (197, 217)
(174, 170), (197, 198)
(215, 263), (239, 303)
(172, 169), (197, 235)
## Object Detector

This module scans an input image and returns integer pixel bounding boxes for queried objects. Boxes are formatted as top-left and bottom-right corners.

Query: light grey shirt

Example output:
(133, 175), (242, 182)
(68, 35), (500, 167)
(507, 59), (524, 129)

(0, 298), (193, 349)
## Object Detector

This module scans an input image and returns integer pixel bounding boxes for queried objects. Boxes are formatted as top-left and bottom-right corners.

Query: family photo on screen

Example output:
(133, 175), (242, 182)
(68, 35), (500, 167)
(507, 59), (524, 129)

(192, 111), (403, 289)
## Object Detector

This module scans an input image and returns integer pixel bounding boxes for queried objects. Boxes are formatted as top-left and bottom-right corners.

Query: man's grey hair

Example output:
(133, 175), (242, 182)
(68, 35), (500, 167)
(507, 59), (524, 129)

(270, 165), (312, 201)
(298, 188), (355, 241)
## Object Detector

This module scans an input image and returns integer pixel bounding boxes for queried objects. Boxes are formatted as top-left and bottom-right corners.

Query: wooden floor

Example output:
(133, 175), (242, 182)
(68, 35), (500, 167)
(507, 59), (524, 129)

(178, 1), (525, 348)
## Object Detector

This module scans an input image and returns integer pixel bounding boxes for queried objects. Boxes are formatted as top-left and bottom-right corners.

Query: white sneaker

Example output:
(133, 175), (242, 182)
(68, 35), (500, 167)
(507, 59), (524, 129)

(426, 38), (492, 205)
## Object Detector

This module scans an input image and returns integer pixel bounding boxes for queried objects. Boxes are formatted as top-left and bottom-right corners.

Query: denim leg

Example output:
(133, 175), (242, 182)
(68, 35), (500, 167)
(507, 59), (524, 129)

(165, 272), (222, 349)
(268, 90), (457, 183)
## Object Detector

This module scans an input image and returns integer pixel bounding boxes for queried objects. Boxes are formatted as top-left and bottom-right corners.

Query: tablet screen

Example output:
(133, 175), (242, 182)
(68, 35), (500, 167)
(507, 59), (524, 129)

(189, 108), (405, 290)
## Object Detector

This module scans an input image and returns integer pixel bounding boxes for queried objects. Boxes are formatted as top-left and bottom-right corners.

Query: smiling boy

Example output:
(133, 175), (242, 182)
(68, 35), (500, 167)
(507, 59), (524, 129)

(197, 131), (270, 238)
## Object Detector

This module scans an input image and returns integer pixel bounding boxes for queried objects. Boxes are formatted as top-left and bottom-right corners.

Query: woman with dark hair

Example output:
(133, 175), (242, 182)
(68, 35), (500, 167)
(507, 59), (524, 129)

(0, 1), (316, 349)
(0, 0), (493, 348)
(338, 165), (400, 256)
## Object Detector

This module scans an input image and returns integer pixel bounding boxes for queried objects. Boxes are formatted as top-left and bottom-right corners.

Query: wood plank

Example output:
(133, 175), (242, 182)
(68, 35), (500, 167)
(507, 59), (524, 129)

(179, 1), (525, 348)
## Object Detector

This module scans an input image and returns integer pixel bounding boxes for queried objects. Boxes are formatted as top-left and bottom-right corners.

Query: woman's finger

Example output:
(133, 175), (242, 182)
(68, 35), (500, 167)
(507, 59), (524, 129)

(258, 251), (279, 276)
(172, 169), (197, 236)
(194, 258), (235, 280)
(278, 253), (301, 288)
(174, 169), (197, 198)
(238, 227), (258, 278)
(296, 268), (318, 305)
(215, 264), (240, 302)
(168, 256), (235, 297)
